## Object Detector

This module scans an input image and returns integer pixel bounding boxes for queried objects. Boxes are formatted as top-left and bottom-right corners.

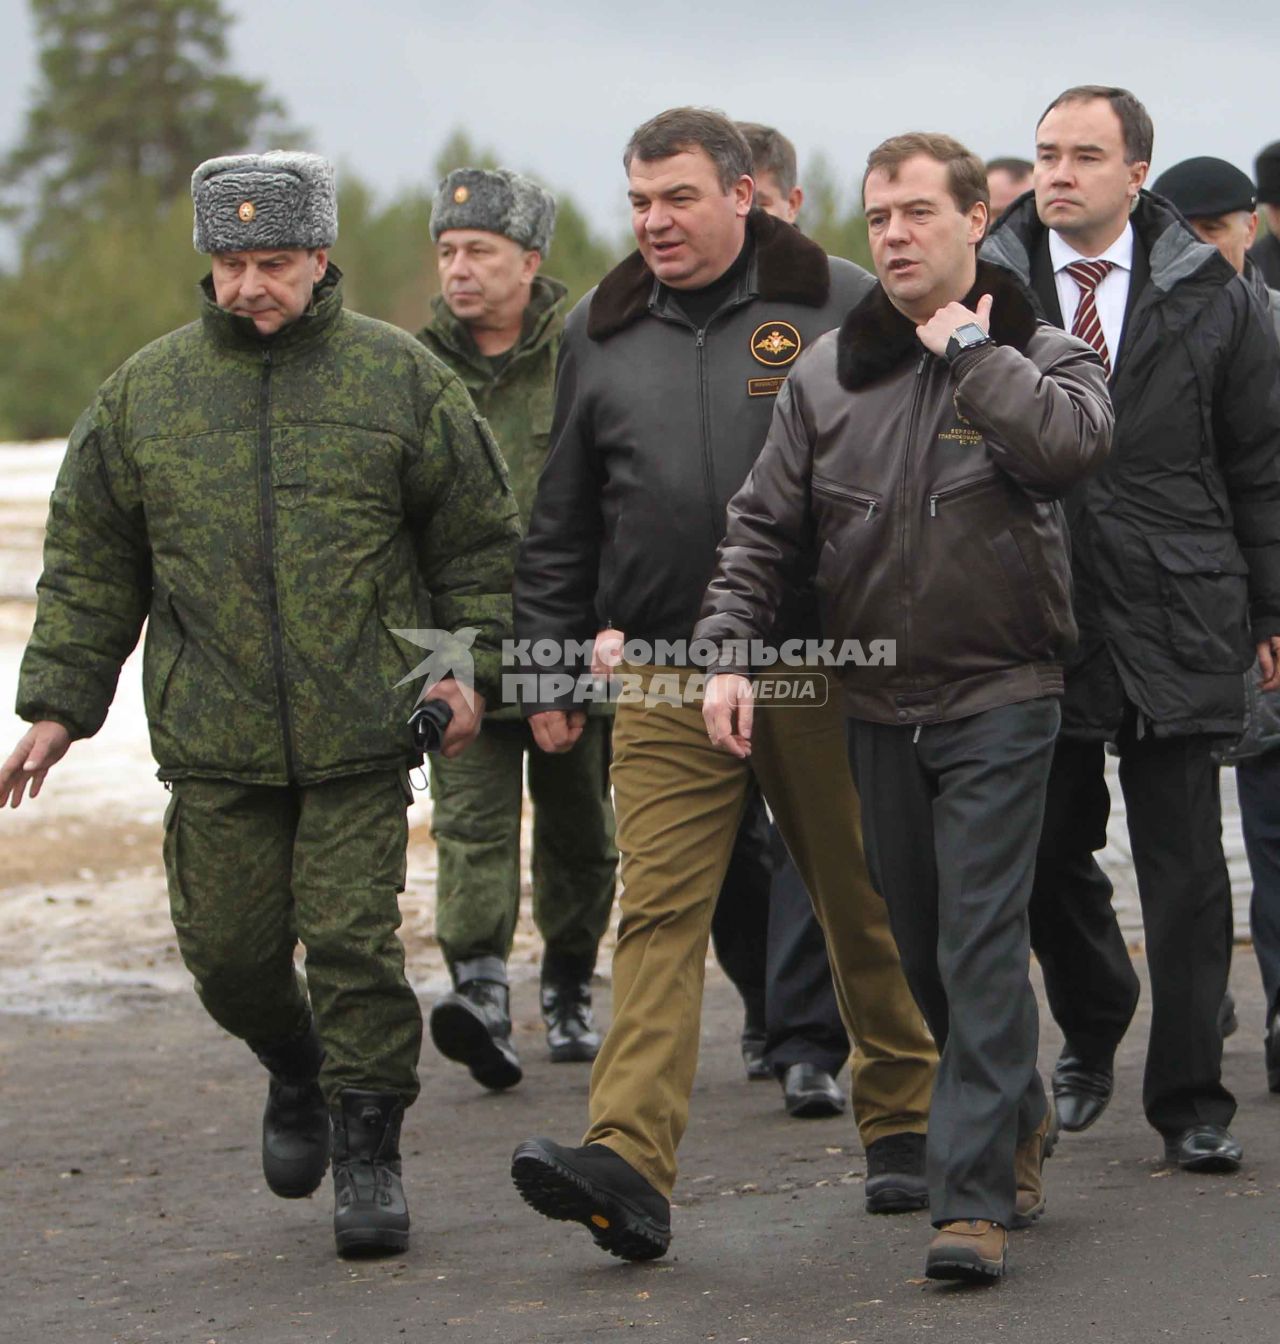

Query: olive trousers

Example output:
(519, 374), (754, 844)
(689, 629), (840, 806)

(584, 668), (937, 1197)
(163, 769), (423, 1105)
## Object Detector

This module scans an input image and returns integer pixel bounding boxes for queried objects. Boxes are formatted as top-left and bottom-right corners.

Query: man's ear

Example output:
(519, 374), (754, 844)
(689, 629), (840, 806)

(311, 247), (329, 280)
(522, 249), (543, 283)
(967, 200), (989, 244)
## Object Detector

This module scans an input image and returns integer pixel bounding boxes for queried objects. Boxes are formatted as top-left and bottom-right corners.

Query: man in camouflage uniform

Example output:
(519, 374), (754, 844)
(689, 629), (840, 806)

(418, 168), (617, 1091)
(0, 151), (520, 1258)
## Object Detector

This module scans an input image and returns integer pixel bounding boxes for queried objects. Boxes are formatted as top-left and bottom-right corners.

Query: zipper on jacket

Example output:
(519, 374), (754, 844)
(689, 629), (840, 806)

(899, 354), (929, 683)
(812, 476), (881, 520)
(653, 293), (756, 555)
(256, 347), (297, 781)
(928, 472), (1000, 516)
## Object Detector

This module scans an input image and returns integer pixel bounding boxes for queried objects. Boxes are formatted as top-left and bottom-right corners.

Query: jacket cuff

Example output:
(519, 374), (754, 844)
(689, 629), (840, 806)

(1251, 619), (1280, 644)
(948, 341), (999, 381)
(516, 669), (597, 716)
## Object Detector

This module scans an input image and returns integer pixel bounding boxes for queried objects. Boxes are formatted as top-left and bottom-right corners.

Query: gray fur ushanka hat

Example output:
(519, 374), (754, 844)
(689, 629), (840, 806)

(430, 168), (556, 256)
(191, 150), (338, 254)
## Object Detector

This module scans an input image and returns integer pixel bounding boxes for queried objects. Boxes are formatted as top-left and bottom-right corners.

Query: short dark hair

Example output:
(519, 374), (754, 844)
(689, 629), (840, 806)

(624, 108), (752, 193)
(737, 122), (798, 196)
(863, 132), (989, 214)
(1037, 86), (1154, 165)
(986, 156), (1033, 180)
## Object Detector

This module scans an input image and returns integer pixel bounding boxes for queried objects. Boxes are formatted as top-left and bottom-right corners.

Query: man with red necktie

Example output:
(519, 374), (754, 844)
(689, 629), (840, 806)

(984, 85), (1280, 1174)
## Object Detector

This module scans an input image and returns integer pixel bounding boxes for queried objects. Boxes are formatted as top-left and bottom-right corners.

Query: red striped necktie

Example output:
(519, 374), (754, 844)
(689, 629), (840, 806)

(1065, 260), (1116, 377)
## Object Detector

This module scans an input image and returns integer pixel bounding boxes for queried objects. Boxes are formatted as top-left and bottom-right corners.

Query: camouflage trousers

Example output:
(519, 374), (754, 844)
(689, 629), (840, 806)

(162, 770), (423, 1104)
(429, 716), (618, 975)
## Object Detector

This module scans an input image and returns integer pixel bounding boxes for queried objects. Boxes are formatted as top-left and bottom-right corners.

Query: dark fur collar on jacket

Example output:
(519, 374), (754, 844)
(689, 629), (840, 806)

(586, 209), (830, 342)
(836, 260), (1039, 390)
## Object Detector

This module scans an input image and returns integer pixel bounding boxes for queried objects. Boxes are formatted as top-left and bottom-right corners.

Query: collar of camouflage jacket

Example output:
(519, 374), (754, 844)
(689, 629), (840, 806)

(586, 208), (831, 342)
(198, 262), (345, 361)
(422, 273), (567, 373)
(836, 259), (1040, 390)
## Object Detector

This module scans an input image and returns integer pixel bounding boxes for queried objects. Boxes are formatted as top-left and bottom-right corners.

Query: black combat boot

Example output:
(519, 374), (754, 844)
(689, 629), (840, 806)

(540, 952), (601, 1064)
(252, 1019), (329, 1199)
(428, 955), (522, 1090)
(331, 1089), (410, 1257)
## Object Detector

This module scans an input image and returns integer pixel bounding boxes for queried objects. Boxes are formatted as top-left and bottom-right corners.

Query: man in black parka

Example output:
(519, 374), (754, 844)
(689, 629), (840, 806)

(984, 85), (1280, 1172)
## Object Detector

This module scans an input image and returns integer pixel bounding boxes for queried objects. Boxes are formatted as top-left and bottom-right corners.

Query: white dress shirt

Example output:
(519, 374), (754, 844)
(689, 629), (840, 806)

(1049, 223), (1134, 369)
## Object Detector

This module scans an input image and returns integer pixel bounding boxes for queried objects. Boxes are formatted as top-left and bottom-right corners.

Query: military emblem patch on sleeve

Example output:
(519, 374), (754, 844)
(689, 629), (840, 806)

(750, 321), (802, 367)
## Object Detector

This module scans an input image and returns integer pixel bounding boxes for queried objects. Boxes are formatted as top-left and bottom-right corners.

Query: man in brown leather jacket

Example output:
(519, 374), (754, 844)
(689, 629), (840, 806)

(696, 132), (1113, 1283)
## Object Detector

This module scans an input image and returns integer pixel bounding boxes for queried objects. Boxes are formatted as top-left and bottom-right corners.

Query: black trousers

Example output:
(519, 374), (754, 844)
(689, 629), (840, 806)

(711, 786), (849, 1077)
(848, 698), (1056, 1227)
(1237, 749), (1280, 1024)
(1030, 713), (1236, 1134)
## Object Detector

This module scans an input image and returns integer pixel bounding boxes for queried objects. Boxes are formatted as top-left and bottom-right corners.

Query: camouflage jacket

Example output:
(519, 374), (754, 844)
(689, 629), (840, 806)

(17, 266), (520, 785)
(417, 274), (566, 524)
(418, 274), (576, 721)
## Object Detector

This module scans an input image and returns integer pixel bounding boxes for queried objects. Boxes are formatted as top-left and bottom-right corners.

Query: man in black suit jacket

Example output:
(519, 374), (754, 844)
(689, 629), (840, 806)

(984, 85), (1280, 1173)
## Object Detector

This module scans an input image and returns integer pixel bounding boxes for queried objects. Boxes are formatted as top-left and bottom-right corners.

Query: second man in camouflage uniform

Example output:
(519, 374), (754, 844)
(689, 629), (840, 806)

(419, 168), (618, 1091)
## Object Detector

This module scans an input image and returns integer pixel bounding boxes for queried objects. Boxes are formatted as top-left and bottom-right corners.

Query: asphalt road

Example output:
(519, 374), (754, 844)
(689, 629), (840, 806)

(5, 955), (1280, 1344)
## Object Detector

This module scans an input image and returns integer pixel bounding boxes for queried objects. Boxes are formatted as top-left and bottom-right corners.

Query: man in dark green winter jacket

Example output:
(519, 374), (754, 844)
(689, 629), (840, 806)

(0, 151), (520, 1258)
(418, 168), (617, 1091)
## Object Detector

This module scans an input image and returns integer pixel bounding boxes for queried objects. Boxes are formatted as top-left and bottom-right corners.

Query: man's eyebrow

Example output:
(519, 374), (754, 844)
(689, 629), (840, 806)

(1037, 140), (1107, 154)
(628, 182), (699, 199)
(866, 197), (937, 211)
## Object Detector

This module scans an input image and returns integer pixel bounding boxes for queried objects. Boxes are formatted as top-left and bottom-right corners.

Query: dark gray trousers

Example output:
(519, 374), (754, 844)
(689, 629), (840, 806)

(1031, 713), (1235, 1134)
(1238, 748), (1280, 1024)
(847, 697), (1058, 1227)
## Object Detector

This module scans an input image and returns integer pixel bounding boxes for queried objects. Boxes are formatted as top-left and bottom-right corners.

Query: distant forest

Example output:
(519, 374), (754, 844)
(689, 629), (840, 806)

(0, 0), (873, 440)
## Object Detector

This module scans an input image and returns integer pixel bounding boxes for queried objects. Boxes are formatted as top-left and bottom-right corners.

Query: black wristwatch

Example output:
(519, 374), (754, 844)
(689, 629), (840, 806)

(944, 322), (994, 363)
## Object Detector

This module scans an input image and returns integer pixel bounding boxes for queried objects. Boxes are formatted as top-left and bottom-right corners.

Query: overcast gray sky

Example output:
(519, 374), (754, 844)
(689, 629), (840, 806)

(1, 0), (1278, 240)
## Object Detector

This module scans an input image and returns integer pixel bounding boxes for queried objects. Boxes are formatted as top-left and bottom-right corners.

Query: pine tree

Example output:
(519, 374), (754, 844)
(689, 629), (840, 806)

(1, 0), (293, 245)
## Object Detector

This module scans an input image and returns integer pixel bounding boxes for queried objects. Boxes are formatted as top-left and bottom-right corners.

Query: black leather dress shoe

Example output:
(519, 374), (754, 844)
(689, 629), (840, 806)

(1266, 1017), (1280, 1094)
(1052, 1049), (1114, 1132)
(1218, 989), (1239, 1040)
(1163, 1124), (1243, 1173)
(511, 1138), (671, 1261)
(781, 1063), (846, 1118)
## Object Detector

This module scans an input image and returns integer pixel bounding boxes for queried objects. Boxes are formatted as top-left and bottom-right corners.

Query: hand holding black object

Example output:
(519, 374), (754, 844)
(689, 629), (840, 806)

(409, 699), (455, 753)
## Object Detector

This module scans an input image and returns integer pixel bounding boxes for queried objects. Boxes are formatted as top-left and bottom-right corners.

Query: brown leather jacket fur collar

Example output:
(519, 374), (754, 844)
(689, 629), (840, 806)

(837, 261), (1040, 390)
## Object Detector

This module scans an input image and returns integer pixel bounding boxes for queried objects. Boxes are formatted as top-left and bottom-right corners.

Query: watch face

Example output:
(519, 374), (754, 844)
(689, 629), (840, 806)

(955, 323), (987, 348)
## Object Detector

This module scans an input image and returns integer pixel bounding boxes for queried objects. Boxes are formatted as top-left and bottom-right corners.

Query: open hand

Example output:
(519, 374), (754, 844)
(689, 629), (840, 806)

(0, 721), (72, 808)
